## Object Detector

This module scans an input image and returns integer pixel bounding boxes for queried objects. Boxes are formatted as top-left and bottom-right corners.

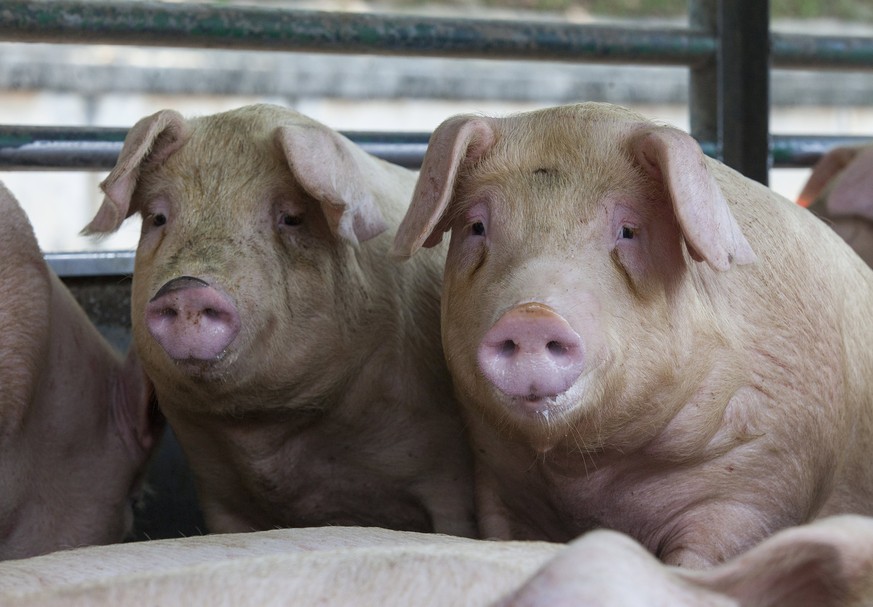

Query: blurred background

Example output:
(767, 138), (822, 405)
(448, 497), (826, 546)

(1, 0), (872, 252)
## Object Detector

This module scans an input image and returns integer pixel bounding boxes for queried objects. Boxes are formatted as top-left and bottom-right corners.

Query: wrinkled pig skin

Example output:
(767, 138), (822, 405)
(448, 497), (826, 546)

(3, 517), (873, 607)
(0, 182), (158, 560)
(797, 144), (873, 268)
(84, 104), (475, 536)
(394, 102), (873, 568)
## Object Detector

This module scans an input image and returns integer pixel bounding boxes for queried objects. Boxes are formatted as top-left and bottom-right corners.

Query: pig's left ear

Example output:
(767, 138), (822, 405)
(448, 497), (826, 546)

(631, 127), (757, 272)
(277, 125), (390, 245)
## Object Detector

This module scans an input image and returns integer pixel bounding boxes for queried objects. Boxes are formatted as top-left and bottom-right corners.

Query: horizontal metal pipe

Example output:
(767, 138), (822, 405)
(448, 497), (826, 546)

(0, 0), (713, 66)
(771, 134), (873, 168)
(46, 250), (134, 277)
(2, 127), (870, 171)
(772, 33), (873, 71)
(0, 127), (431, 170)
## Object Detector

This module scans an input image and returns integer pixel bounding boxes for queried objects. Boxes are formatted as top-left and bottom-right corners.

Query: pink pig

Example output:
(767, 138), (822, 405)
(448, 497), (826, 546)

(394, 102), (873, 568)
(0, 182), (158, 560)
(84, 104), (475, 537)
(797, 144), (873, 268)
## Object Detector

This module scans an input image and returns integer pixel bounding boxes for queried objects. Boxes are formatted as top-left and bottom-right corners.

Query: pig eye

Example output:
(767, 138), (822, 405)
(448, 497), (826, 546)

(280, 212), (303, 227)
(471, 221), (486, 237)
(620, 225), (636, 240)
(152, 213), (167, 227)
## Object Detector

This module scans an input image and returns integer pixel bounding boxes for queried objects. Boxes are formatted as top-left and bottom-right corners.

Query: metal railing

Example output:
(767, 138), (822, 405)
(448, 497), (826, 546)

(0, 0), (870, 277)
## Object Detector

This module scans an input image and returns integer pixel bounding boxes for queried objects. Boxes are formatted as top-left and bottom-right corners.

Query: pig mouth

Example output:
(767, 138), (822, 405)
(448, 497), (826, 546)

(502, 390), (575, 420)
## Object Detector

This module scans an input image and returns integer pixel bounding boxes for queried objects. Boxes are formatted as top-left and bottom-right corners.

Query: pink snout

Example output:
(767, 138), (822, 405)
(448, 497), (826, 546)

(145, 277), (241, 361)
(477, 303), (584, 401)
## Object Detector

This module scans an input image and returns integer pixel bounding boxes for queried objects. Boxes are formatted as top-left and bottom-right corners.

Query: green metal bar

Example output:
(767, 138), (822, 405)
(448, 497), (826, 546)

(1, 125), (866, 171)
(772, 33), (873, 71)
(0, 0), (714, 66)
(0, 125), (431, 170)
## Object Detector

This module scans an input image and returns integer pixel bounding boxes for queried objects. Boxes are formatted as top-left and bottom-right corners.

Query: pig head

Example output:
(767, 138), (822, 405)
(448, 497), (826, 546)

(797, 144), (873, 267)
(0, 182), (158, 560)
(85, 104), (475, 536)
(394, 102), (873, 567)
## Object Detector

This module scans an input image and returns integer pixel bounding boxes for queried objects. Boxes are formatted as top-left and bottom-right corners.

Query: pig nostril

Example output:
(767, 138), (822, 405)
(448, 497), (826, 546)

(203, 307), (219, 318)
(160, 308), (178, 318)
(498, 340), (517, 358)
(547, 341), (567, 356)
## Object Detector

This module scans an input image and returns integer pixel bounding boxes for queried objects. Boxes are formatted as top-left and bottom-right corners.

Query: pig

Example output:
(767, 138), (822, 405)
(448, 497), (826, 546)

(3, 517), (873, 606)
(393, 102), (873, 568)
(83, 104), (475, 536)
(796, 144), (873, 267)
(0, 181), (158, 560)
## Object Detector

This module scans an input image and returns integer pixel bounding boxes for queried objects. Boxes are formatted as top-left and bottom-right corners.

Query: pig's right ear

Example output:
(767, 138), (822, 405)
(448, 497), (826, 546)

(824, 145), (873, 222)
(796, 146), (860, 209)
(392, 115), (495, 259)
(83, 110), (189, 235)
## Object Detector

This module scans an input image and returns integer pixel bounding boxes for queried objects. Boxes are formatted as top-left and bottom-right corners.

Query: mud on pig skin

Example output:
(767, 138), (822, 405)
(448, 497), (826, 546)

(84, 104), (475, 536)
(797, 144), (873, 268)
(394, 102), (873, 567)
(0, 182), (158, 560)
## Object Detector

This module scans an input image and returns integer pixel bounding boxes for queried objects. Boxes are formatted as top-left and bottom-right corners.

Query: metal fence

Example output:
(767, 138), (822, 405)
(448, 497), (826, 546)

(0, 0), (872, 278)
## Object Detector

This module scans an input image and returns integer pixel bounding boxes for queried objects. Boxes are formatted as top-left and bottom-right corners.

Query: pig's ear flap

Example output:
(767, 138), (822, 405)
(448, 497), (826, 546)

(796, 146), (860, 209)
(392, 115), (495, 259)
(824, 145), (873, 222)
(277, 124), (393, 246)
(631, 127), (757, 272)
(118, 348), (164, 458)
(699, 516), (873, 607)
(83, 110), (189, 235)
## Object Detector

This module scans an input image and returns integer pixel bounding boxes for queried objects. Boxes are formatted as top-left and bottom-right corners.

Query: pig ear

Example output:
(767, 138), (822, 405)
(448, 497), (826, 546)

(700, 516), (873, 607)
(83, 110), (189, 235)
(277, 124), (391, 246)
(824, 145), (873, 222)
(796, 146), (860, 209)
(115, 348), (164, 458)
(631, 127), (757, 272)
(392, 115), (495, 259)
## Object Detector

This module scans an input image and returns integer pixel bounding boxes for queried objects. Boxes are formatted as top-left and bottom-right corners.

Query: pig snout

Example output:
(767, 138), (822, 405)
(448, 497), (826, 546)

(145, 276), (241, 361)
(477, 303), (584, 401)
